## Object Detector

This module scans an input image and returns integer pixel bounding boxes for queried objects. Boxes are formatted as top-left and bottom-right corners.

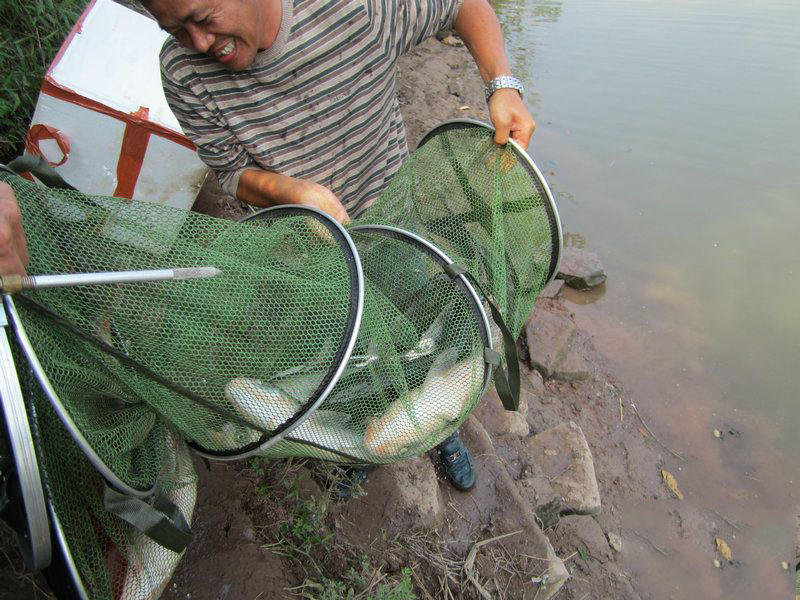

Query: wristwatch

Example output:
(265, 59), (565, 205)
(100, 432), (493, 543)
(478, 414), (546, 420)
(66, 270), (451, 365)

(484, 75), (524, 103)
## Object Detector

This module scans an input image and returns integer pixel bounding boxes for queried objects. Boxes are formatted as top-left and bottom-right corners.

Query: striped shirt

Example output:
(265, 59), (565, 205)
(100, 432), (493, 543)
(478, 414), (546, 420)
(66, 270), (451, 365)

(160, 0), (463, 216)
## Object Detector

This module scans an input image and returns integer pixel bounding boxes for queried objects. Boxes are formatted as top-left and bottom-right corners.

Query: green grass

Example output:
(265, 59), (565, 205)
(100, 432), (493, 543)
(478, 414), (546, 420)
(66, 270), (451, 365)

(247, 458), (417, 599)
(275, 490), (332, 559)
(0, 1), (89, 164)
(293, 562), (416, 600)
(252, 458), (333, 561)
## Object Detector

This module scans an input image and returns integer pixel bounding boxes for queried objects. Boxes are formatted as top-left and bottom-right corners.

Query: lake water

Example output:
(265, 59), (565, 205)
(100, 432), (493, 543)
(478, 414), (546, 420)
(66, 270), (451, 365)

(491, 0), (799, 597)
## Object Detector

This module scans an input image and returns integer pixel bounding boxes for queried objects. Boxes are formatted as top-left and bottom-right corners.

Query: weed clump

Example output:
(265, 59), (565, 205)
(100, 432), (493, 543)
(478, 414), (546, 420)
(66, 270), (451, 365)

(293, 563), (416, 600)
(246, 458), (418, 599)
(0, 1), (87, 163)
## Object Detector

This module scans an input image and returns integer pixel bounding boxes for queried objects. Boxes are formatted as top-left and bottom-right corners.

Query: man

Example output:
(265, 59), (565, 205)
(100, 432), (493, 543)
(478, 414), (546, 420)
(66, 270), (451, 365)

(144, 0), (536, 492)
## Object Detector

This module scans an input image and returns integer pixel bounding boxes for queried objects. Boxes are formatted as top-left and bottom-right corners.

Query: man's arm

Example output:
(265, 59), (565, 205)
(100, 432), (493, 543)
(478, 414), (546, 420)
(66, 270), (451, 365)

(0, 183), (28, 276)
(237, 169), (350, 224)
(453, 0), (536, 149)
(160, 45), (350, 223)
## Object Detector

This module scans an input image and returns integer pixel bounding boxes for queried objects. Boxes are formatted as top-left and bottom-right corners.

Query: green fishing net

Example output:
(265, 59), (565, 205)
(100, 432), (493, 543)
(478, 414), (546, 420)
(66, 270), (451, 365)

(0, 119), (561, 596)
(356, 120), (561, 334)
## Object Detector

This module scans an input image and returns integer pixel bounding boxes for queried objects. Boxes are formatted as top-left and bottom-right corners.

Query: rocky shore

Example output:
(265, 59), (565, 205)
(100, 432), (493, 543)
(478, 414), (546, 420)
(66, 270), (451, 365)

(6, 31), (777, 600)
(163, 36), (663, 600)
(165, 34), (797, 600)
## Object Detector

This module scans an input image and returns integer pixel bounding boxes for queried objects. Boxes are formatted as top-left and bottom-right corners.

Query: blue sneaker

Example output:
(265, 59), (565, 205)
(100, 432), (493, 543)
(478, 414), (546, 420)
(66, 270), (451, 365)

(437, 431), (476, 491)
(334, 465), (376, 501)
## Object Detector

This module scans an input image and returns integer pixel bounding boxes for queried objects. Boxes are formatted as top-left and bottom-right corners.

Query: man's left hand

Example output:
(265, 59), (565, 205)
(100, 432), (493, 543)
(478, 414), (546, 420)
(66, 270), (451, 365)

(0, 182), (28, 277)
(487, 89), (536, 149)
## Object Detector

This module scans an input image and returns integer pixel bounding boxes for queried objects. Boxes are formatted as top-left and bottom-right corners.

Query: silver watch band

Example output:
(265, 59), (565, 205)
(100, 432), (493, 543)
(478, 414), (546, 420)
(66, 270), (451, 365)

(484, 75), (524, 103)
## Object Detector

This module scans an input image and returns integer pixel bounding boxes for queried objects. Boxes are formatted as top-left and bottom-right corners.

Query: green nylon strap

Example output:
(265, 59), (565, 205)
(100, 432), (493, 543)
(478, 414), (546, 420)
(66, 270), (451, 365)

(444, 263), (520, 411)
(4, 155), (77, 190)
(102, 486), (192, 553)
(484, 296), (521, 411)
(483, 347), (501, 367)
(443, 263), (466, 278)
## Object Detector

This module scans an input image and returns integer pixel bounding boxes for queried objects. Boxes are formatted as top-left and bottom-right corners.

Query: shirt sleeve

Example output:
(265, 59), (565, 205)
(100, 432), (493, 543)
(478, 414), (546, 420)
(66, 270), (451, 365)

(159, 43), (252, 196)
(394, 0), (464, 56)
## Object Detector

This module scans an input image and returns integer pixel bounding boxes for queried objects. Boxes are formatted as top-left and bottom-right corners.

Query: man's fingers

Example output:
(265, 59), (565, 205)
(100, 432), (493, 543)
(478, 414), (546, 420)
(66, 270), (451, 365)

(511, 118), (536, 150)
(493, 119), (511, 145)
(331, 204), (351, 225)
(0, 256), (26, 278)
(488, 89), (535, 148)
(12, 210), (28, 268)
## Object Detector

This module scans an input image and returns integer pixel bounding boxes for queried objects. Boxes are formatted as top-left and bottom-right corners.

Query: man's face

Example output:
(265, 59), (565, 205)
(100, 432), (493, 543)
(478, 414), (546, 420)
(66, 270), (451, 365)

(147, 0), (281, 71)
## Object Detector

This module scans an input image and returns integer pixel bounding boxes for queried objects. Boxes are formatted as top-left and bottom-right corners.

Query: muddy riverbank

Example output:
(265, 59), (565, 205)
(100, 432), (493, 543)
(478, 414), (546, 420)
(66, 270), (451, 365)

(180, 34), (797, 600)
(2, 32), (789, 600)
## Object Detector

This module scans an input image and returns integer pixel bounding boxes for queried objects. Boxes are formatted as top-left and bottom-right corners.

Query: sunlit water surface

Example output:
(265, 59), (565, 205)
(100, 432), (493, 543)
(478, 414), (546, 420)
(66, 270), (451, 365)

(492, 0), (800, 597)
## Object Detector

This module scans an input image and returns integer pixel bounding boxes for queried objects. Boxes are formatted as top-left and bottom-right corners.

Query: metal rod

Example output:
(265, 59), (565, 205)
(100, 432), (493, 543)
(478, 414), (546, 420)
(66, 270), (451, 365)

(0, 266), (221, 293)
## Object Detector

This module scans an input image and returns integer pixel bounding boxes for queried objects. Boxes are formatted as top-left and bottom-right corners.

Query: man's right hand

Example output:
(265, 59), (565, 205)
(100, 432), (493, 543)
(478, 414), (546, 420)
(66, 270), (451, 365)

(287, 178), (350, 224)
(0, 182), (29, 276)
(237, 169), (350, 224)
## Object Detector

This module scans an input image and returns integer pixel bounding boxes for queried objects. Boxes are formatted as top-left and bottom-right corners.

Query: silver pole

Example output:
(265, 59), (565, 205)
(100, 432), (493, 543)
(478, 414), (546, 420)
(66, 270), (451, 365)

(0, 266), (221, 293)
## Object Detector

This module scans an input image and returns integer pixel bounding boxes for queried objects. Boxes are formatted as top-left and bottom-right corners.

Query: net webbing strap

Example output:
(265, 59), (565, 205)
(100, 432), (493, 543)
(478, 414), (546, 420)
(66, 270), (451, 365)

(102, 486), (192, 553)
(444, 263), (520, 411)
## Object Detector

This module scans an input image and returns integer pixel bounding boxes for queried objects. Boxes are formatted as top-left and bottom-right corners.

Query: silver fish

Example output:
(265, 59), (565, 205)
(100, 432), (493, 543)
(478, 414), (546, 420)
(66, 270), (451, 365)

(225, 377), (368, 460)
(120, 435), (197, 600)
(363, 351), (484, 459)
(292, 409), (368, 461)
(225, 377), (299, 430)
(401, 305), (450, 361)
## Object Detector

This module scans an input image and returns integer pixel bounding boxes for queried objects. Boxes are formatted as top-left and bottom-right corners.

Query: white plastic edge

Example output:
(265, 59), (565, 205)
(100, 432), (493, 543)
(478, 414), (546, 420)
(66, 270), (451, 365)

(0, 297), (52, 570)
(49, 502), (90, 600)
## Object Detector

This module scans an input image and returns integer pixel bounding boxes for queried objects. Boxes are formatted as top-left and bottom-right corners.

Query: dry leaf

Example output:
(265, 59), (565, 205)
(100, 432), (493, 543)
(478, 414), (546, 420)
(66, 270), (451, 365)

(715, 537), (732, 561)
(661, 469), (684, 500)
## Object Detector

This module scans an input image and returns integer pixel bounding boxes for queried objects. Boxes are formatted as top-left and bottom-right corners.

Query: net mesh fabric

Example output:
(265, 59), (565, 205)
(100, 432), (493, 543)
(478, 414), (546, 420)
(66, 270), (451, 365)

(2, 178), (358, 462)
(0, 121), (559, 595)
(255, 227), (489, 463)
(354, 122), (559, 336)
(18, 359), (197, 600)
(0, 122), (558, 467)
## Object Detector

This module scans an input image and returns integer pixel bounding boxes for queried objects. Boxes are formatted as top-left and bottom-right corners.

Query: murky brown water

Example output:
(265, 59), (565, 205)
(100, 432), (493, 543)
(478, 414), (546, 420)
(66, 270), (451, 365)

(492, 0), (800, 596)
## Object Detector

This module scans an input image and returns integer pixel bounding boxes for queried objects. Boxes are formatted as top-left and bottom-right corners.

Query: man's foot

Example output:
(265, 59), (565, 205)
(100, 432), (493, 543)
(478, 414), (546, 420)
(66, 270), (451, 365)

(437, 430), (476, 491)
(334, 465), (376, 501)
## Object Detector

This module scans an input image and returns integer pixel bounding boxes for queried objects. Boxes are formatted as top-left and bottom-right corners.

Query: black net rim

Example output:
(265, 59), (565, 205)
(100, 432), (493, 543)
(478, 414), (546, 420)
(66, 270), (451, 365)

(191, 205), (364, 460)
(48, 502), (89, 600)
(416, 118), (563, 284)
(349, 224), (494, 398)
(257, 224), (494, 465)
(5, 295), (158, 498)
(0, 298), (53, 570)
